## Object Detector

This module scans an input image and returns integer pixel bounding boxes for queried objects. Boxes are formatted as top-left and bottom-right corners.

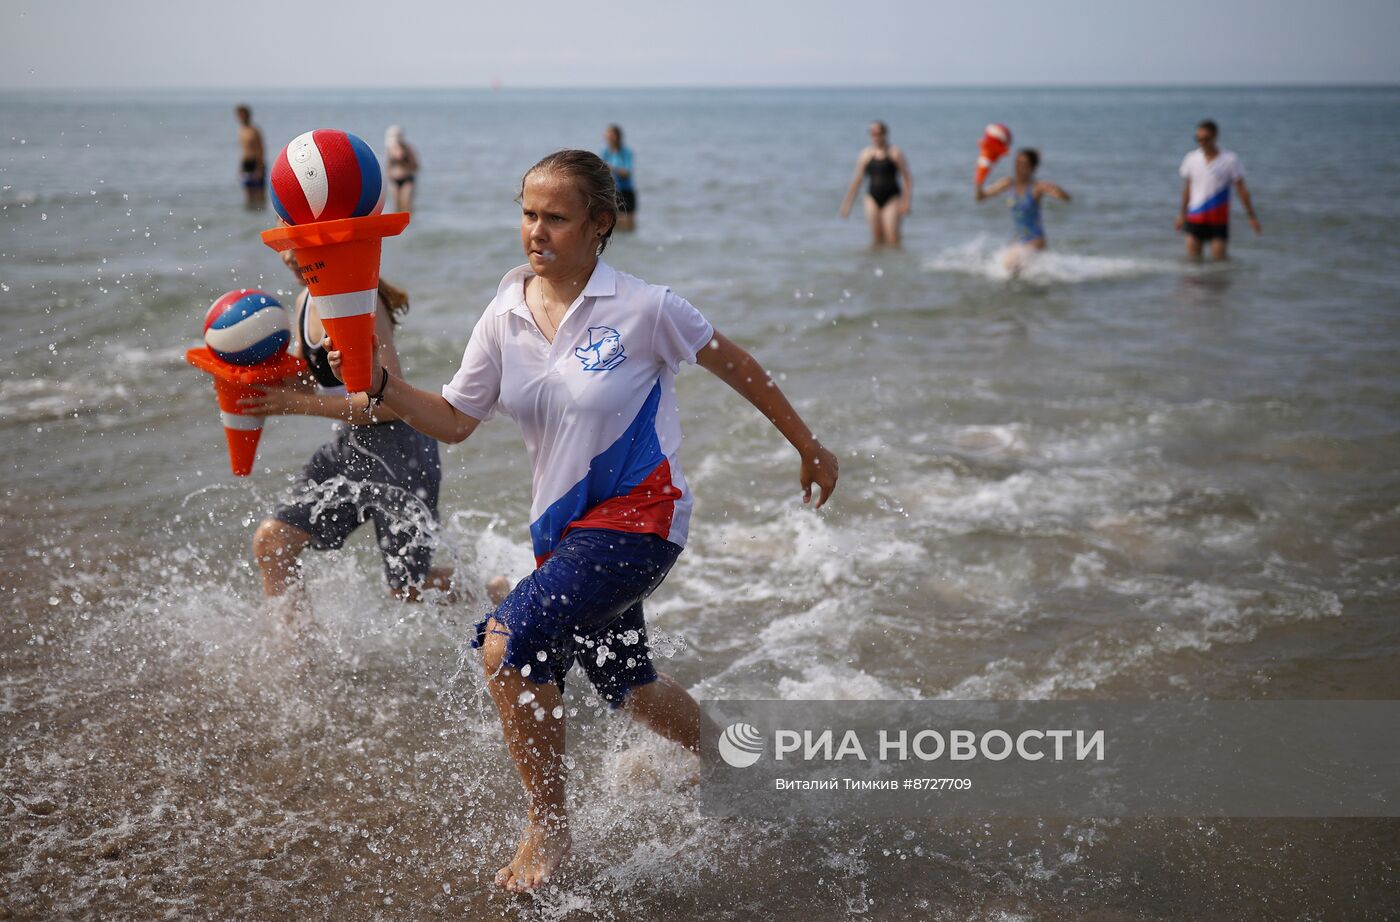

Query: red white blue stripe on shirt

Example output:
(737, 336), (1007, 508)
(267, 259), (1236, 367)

(529, 380), (679, 564)
(1187, 186), (1231, 225)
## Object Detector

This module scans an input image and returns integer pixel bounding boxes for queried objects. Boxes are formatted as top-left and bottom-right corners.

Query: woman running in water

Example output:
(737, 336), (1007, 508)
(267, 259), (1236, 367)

(839, 120), (913, 247)
(329, 150), (838, 890)
(975, 148), (1071, 272)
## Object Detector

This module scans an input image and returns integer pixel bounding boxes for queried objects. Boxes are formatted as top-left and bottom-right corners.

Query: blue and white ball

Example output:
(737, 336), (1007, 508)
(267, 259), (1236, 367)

(203, 289), (290, 365)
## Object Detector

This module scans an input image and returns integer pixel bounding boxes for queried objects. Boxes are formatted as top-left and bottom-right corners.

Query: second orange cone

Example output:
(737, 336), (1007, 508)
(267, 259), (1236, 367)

(261, 212), (410, 393)
(974, 123), (1013, 187)
(186, 347), (306, 477)
(213, 377), (266, 476)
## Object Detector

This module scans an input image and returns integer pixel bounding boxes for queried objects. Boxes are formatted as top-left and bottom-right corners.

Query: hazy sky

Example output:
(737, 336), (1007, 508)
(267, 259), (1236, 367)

(4, 0), (1398, 89)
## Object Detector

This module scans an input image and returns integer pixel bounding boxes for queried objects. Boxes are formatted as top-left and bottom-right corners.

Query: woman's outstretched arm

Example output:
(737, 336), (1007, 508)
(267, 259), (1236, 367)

(976, 176), (1011, 202)
(896, 147), (914, 215)
(695, 330), (838, 507)
(327, 341), (481, 443)
(839, 151), (869, 219)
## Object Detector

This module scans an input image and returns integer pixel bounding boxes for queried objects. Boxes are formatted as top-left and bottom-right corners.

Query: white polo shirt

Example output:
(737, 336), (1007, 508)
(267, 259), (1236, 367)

(442, 261), (714, 564)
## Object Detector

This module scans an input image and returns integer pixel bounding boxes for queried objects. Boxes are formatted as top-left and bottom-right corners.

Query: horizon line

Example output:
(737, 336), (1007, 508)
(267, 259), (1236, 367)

(3, 80), (1398, 94)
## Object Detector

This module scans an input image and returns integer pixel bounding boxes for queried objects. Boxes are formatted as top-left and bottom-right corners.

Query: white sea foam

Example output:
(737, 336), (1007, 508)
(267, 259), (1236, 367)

(924, 236), (1176, 284)
(0, 376), (129, 424)
(909, 464), (1172, 537)
(774, 664), (911, 700)
(938, 576), (1343, 699)
(948, 422), (1032, 459)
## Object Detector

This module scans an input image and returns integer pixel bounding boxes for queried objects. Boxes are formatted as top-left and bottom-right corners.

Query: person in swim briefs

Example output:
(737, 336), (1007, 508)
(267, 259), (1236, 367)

(1175, 119), (1261, 261)
(976, 148), (1071, 269)
(327, 150), (838, 891)
(239, 249), (509, 618)
(235, 104), (266, 209)
(839, 120), (913, 247)
(385, 125), (419, 214)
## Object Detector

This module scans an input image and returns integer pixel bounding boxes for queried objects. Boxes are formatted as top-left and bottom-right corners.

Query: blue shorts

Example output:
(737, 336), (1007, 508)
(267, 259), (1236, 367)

(240, 158), (265, 190)
(473, 528), (681, 706)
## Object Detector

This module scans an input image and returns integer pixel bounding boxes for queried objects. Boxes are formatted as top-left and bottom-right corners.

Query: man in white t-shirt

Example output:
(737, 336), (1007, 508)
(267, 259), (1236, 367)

(1175, 119), (1261, 261)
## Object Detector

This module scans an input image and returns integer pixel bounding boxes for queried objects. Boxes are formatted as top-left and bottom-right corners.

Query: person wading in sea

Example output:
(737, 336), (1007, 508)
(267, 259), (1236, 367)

(329, 149), (838, 890)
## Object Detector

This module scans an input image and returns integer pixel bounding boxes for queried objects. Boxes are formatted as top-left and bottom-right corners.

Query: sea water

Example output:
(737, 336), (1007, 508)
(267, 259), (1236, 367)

(2, 86), (1398, 918)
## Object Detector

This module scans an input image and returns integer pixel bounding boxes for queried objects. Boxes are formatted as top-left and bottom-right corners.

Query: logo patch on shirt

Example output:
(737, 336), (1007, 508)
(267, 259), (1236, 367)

(575, 326), (627, 371)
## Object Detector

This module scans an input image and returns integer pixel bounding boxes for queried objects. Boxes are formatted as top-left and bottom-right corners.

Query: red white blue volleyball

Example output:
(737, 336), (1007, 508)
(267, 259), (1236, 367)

(203, 289), (290, 365)
(270, 129), (385, 225)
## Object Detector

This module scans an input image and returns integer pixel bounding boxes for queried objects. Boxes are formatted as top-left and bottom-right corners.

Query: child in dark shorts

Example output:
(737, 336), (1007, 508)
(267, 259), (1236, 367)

(270, 415), (442, 594)
(241, 252), (506, 610)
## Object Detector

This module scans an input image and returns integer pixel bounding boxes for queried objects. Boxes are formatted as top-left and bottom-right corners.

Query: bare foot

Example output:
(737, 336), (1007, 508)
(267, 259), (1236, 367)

(495, 819), (570, 892)
(486, 574), (512, 606)
(266, 591), (307, 629)
(398, 565), (459, 603)
(267, 594), (319, 658)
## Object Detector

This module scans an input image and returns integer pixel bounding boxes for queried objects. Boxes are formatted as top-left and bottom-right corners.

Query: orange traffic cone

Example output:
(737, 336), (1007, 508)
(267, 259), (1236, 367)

(260, 212), (410, 393)
(213, 377), (264, 476)
(974, 123), (1012, 186)
(187, 347), (306, 476)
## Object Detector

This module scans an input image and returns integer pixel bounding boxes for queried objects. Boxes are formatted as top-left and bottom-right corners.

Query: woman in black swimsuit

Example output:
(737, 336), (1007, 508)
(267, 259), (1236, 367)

(385, 125), (419, 214)
(839, 120), (914, 247)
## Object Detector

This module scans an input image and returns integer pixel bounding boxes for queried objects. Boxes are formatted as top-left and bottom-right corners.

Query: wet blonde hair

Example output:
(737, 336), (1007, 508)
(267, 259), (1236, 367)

(519, 149), (619, 254)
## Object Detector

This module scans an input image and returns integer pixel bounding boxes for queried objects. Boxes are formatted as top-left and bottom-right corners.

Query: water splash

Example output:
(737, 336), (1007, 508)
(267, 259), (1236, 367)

(923, 236), (1176, 284)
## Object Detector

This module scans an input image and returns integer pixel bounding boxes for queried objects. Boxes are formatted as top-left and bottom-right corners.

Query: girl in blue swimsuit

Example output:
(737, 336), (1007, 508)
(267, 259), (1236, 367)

(974, 148), (1071, 252)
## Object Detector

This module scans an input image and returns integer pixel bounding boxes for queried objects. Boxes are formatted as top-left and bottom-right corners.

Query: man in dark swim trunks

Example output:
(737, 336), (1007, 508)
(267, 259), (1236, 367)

(839, 120), (913, 247)
(235, 104), (266, 209)
(1175, 119), (1261, 261)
